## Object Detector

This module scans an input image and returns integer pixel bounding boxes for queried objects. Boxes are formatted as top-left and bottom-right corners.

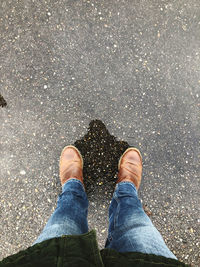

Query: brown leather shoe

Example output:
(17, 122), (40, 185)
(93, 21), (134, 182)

(59, 145), (84, 186)
(117, 147), (142, 190)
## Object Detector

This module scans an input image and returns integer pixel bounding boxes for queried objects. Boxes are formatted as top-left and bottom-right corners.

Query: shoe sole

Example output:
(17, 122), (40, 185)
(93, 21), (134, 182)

(118, 147), (142, 170)
(60, 145), (84, 169)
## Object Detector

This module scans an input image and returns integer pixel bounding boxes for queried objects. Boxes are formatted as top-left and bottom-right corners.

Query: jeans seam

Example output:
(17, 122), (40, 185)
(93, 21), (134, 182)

(113, 193), (120, 232)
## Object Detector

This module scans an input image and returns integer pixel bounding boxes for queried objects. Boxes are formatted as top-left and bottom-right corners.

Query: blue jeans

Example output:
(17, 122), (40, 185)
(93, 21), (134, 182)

(33, 179), (177, 259)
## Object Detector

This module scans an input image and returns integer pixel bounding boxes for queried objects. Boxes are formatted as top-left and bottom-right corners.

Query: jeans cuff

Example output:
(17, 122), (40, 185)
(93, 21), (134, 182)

(62, 178), (85, 192)
(115, 181), (137, 192)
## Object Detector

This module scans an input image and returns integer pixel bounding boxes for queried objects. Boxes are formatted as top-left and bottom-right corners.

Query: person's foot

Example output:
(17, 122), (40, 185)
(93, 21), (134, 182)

(59, 145), (84, 186)
(117, 147), (142, 190)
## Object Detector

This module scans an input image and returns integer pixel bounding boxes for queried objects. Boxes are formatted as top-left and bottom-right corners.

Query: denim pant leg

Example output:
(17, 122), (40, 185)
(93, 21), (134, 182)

(33, 179), (88, 245)
(105, 182), (177, 260)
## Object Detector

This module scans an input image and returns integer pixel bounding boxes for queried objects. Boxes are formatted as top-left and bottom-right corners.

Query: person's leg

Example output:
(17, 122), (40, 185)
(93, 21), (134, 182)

(105, 182), (177, 259)
(33, 179), (88, 244)
(33, 145), (88, 245)
(105, 148), (177, 260)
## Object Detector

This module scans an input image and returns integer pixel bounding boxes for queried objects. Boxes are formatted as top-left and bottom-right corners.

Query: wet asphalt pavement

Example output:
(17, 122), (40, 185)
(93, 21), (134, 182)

(0, 0), (200, 266)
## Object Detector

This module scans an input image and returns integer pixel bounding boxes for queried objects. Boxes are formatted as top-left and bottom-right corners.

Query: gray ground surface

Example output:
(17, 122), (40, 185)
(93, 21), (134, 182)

(0, 0), (200, 265)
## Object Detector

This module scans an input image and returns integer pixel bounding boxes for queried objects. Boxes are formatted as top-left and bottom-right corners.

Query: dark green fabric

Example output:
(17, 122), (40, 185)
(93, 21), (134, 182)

(0, 230), (189, 267)
(101, 249), (189, 267)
